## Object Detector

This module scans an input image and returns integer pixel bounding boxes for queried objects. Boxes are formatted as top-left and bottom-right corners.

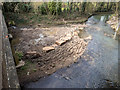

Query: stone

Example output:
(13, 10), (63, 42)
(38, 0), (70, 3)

(51, 44), (58, 48)
(63, 36), (72, 41)
(27, 72), (30, 75)
(26, 51), (38, 55)
(66, 33), (72, 37)
(79, 27), (84, 30)
(55, 40), (66, 46)
(38, 24), (41, 27)
(56, 34), (72, 46)
(8, 34), (13, 39)
(20, 28), (27, 31)
(25, 51), (41, 59)
(43, 46), (55, 52)
(64, 76), (70, 80)
(73, 31), (78, 36)
(84, 35), (92, 40)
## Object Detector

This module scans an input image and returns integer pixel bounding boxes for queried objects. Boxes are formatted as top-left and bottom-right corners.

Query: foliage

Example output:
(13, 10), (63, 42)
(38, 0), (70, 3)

(17, 2), (33, 13)
(3, 2), (33, 13)
(3, 2), (18, 12)
(48, 1), (57, 15)
(38, 3), (47, 15)
(56, 2), (62, 15)
(15, 51), (23, 61)
(3, 2), (118, 15)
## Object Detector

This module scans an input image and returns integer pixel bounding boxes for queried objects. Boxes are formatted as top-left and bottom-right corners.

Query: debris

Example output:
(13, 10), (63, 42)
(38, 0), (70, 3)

(64, 76), (71, 80)
(8, 34), (13, 39)
(27, 72), (30, 76)
(5, 35), (8, 38)
(16, 60), (25, 68)
(43, 46), (55, 52)
(11, 26), (16, 29)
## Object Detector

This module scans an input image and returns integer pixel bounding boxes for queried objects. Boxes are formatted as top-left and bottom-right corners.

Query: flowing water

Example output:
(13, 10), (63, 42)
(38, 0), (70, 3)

(23, 14), (119, 88)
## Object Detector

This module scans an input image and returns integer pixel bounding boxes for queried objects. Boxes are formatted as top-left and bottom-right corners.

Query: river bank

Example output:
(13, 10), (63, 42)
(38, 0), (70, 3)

(9, 19), (91, 85)
(107, 14), (120, 34)
(7, 12), (119, 87)
(23, 13), (119, 88)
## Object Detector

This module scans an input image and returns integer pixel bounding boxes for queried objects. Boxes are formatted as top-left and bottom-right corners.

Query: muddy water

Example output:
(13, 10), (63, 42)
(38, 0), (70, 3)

(23, 14), (119, 88)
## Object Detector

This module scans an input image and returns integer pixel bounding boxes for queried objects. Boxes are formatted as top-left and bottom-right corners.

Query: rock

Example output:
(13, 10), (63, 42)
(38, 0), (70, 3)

(8, 34), (13, 39)
(38, 24), (41, 27)
(25, 51), (41, 59)
(63, 36), (72, 41)
(73, 31), (78, 36)
(104, 33), (107, 36)
(79, 27), (84, 30)
(66, 33), (72, 37)
(43, 46), (55, 52)
(51, 44), (58, 48)
(16, 60), (25, 68)
(55, 40), (66, 46)
(64, 76), (71, 80)
(27, 28), (33, 31)
(11, 26), (16, 29)
(84, 35), (92, 40)
(27, 72), (30, 75)
(56, 34), (72, 46)
(26, 51), (38, 54)
(20, 28), (27, 31)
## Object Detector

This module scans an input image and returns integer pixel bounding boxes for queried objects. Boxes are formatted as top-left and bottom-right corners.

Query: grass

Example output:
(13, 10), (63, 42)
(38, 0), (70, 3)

(17, 60), (37, 75)
(15, 51), (23, 61)
(19, 61), (32, 70)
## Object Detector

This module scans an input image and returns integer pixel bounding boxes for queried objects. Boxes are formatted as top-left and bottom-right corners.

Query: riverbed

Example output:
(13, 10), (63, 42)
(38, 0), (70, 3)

(23, 14), (119, 88)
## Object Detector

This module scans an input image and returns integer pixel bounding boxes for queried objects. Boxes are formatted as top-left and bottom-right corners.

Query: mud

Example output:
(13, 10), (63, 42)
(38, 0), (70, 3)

(9, 24), (89, 85)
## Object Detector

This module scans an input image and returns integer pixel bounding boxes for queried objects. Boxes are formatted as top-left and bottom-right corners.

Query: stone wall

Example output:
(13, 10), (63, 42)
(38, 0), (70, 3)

(0, 3), (20, 89)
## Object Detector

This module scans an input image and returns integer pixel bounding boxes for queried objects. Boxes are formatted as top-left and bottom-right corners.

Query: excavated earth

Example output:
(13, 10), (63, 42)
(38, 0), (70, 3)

(9, 24), (90, 85)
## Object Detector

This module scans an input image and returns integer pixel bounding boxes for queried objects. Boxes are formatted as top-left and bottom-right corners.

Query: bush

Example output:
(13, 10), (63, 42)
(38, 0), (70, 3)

(17, 2), (33, 13)
(38, 3), (47, 15)
(3, 2), (18, 12)
(48, 1), (57, 15)
(56, 2), (62, 15)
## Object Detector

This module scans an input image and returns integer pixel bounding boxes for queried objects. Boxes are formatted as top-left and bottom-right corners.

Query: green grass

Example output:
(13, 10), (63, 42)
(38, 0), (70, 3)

(19, 61), (32, 70)
(15, 51), (23, 61)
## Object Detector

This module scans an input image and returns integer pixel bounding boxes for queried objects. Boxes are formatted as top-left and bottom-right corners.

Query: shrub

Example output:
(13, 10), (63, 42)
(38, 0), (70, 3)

(48, 1), (57, 15)
(17, 2), (33, 13)
(38, 3), (47, 15)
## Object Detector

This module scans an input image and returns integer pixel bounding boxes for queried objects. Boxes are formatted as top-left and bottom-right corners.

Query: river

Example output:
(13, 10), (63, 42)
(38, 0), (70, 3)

(23, 14), (119, 88)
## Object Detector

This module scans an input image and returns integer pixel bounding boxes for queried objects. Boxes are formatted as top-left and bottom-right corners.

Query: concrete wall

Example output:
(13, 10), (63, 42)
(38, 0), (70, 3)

(0, 3), (20, 89)
(0, 3), (3, 90)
